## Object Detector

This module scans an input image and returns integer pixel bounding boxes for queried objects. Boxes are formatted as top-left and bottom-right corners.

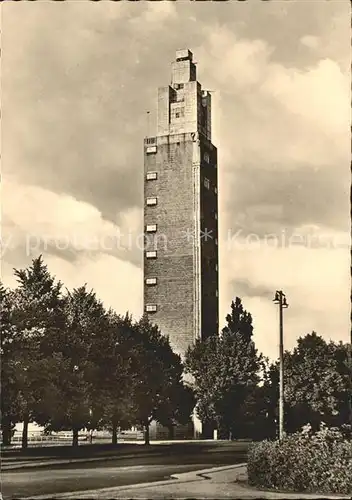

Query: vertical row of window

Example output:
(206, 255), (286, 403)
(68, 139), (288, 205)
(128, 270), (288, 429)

(145, 170), (158, 312)
(144, 169), (219, 313)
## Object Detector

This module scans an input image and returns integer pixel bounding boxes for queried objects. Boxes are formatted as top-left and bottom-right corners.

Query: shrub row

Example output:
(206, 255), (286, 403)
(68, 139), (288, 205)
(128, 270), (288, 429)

(247, 424), (352, 495)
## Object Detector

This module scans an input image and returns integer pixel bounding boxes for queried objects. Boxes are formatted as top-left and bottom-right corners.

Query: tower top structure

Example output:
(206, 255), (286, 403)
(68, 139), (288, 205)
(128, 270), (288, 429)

(171, 49), (197, 85)
(157, 49), (211, 141)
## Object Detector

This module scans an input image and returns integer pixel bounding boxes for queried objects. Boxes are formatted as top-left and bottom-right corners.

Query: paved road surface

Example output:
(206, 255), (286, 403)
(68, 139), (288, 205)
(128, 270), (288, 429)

(2, 442), (248, 499)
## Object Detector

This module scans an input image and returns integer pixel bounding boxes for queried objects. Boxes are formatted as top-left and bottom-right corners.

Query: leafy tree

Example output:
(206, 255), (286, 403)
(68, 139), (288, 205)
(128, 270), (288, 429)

(11, 255), (64, 337)
(1, 284), (18, 445)
(185, 297), (263, 439)
(44, 286), (109, 446)
(154, 382), (196, 439)
(1, 257), (65, 449)
(223, 297), (253, 342)
(259, 359), (280, 440)
(264, 332), (351, 436)
(89, 311), (136, 445)
(284, 332), (351, 432)
(128, 316), (186, 445)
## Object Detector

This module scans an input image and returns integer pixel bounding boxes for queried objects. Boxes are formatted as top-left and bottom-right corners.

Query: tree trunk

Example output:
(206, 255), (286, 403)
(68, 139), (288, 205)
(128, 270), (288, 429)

(72, 427), (79, 447)
(144, 421), (150, 446)
(22, 415), (29, 450)
(168, 425), (175, 440)
(112, 421), (118, 445)
(2, 417), (12, 446)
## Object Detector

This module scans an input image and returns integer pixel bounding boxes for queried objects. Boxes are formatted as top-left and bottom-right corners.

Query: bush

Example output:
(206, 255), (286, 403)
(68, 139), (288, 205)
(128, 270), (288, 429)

(247, 423), (352, 495)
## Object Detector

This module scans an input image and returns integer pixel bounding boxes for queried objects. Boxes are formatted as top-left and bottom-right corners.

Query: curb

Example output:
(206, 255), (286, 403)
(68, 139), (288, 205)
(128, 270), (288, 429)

(171, 463), (246, 480)
(22, 463), (247, 499)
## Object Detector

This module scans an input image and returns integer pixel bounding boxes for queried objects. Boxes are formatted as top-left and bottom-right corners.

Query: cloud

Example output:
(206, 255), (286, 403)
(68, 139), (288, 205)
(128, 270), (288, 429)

(261, 58), (349, 137)
(196, 24), (349, 254)
(2, 251), (143, 320)
(197, 27), (348, 167)
(220, 242), (350, 359)
(300, 35), (320, 50)
(2, 177), (143, 319)
(2, 178), (143, 267)
(43, 253), (143, 319)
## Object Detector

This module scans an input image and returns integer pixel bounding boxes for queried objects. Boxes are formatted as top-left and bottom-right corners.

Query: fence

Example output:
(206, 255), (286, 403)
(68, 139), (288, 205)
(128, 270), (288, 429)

(2, 429), (145, 447)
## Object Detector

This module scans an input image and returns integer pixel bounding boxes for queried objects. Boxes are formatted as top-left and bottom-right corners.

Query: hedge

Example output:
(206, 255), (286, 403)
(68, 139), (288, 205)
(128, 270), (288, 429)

(247, 424), (352, 495)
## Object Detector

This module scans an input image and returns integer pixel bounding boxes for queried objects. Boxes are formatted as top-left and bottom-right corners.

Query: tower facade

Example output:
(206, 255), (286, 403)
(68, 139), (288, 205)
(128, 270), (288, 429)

(144, 49), (218, 358)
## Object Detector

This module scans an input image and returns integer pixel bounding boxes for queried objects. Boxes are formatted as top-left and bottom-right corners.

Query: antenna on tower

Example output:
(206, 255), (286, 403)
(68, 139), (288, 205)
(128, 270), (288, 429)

(146, 110), (151, 137)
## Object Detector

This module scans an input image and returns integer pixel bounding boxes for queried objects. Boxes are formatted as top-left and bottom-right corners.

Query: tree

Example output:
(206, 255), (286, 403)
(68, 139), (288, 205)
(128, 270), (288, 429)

(284, 332), (351, 432)
(185, 297), (263, 439)
(223, 297), (253, 342)
(89, 311), (136, 445)
(44, 286), (109, 446)
(264, 332), (351, 436)
(1, 284), (18, 445)
(128, 316), (186, 445)
(154, 382), (196, 439)
(1, 257), (65, 449)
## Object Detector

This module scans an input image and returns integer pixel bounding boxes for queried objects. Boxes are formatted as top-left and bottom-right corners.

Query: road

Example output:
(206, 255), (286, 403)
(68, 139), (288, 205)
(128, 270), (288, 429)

(2, 441), (249, 499)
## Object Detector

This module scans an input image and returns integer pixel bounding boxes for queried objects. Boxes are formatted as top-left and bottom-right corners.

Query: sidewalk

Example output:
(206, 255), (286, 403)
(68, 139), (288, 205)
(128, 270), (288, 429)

(26, 464), (350, 500)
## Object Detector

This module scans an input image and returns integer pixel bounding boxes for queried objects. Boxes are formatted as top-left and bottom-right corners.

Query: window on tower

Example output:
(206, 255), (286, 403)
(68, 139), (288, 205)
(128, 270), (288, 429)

(146, 197), (157, 206)
(145, 304), (157, 313)
(146, 171), (157, 181)
(146, 250), (157, 259)
(172, 106), (184, 120)
(146, 224), (157, 233)
(146, 277), (157, 286)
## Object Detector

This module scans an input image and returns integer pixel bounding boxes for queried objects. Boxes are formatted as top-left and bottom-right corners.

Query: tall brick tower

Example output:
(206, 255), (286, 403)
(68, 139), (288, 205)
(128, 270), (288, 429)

(144, 49), (218, 360)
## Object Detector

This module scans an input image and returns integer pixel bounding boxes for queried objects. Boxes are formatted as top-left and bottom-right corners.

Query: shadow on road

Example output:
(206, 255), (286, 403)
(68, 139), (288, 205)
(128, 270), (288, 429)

(2, 440), (250, 461)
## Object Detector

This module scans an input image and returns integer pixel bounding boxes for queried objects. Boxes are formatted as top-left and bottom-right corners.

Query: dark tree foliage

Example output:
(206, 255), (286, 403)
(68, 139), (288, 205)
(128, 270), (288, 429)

(1, 257), (65, 449)
(128, 316), (190, 445)
(185, 297), (263, 439)
(263, 332), (351, 436)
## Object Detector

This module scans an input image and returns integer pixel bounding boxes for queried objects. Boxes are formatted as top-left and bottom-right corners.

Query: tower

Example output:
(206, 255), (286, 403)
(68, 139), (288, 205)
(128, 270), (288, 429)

(144, 49), (219, 359)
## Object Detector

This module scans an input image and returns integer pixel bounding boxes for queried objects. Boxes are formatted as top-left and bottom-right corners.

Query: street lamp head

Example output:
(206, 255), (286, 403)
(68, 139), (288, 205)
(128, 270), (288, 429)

(273, 291), (280, 304)
(282, 296), (289, 308)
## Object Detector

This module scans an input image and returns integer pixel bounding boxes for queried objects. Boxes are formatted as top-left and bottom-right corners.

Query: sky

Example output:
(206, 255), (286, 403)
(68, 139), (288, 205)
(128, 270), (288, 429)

(1, 0), (350, 360)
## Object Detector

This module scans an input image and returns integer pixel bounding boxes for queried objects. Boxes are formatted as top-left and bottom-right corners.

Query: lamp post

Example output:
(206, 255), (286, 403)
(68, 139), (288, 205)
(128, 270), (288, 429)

(273, 290), (289, 442)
